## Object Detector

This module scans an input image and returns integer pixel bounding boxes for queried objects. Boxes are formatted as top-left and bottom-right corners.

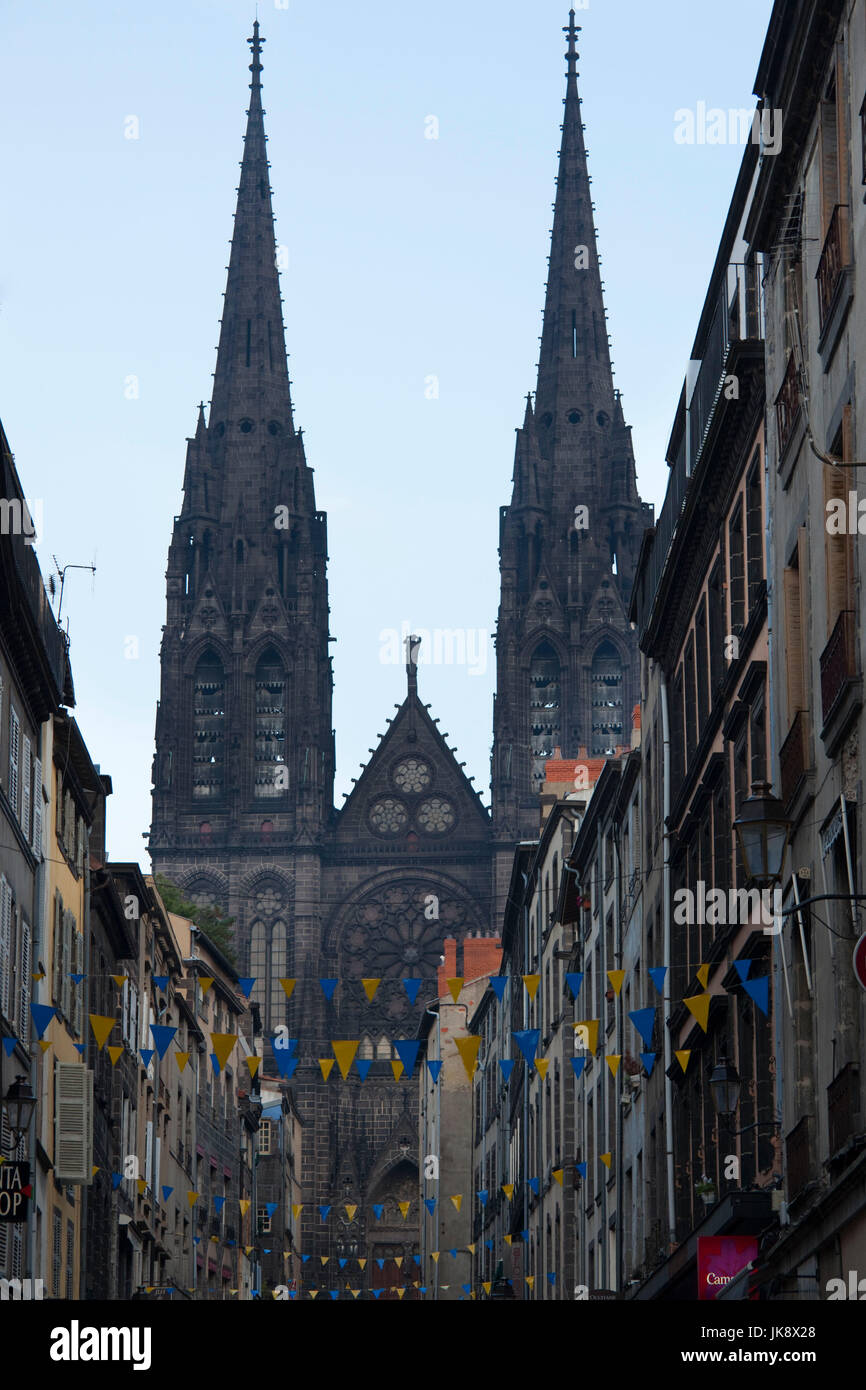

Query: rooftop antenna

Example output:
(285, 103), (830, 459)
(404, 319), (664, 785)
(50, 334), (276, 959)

(52, 556), (97, 621)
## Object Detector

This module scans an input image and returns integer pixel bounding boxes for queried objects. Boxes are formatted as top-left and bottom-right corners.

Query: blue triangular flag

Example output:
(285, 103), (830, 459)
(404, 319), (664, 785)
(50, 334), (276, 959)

(425, 1198), (437, 1214)
(640, 1052), (657, 1077)
(2, 1037), (18, 1056)
(271, 1035), (298, 1054)
(512, 1028), (540, 1066)
(372, 1288), (382, 1299)
(162, 1185), (173, 1202)
(743, 976), (769, 1016)
(477, 1190), (489, 1207)
(413, 1254), (421, 1265)
(462, 1283), (471, 1294)
(499, 1058), (514, 1082)
(372, 1203), (384, 1220)
(339, 1258), (347, 1269)
(226, 1240), (235, 1248)
(301, 1255), (310, 1263)
(237, 977), (255, 998)
(152, 976), (169, 991)
(140, 1048), (155, 1069)
(356, 1058), (373, 1082)
(734, 959), (753, 983)
(265, 1202), (277, 1218)
(330, 1290), (339, 1300)
(69, 973), (85, 984)
(402, 978), (422, 1005)
(420, 1286), (427, 1294)
(547, 1271), (556, 1284)
(393, 1039), (420, 1076)
(319, 978), (338, 1001)
(213, 1196), (225, 1213)
(318, 1205), (331, 1221)
(193, 1237), (200, 1246)
(250, 1289), (260, 1299)
(571, 1057), (587, 1081)
(74, 1042), (86, 1055)
(150, 1024), (177, 1060)
(565, 972), (584, 1000)
(648, 967), (668, 994)
(376, 1258), (385, 1270)
(527, 1177), (539, 1195)
(485, 1240), (493, 1251)
(426, 1060), (443, 1084)
(576, 1162), (587, 1179)
(629, 1007), (655, 1047)
(271, 1047), (298, 1079)
(489, 976), (508, 1002)
(209, 1053), (220, 1076)
(450, 1249), (458, 1259)
(30, 1002), (57, 1038)
(521, 1229), (529, 1242)
(112, 1172), (123, 1190)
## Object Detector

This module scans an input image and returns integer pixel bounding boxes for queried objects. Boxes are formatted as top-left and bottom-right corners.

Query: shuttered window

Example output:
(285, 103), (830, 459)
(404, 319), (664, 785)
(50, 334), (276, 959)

(783, 529), (808, 721)
(65, 1219), (74, 1299)
(21, 735), (32, 843)
(824, 409), (855, 634)
(54, 1061), (94, 1182)
(52, 894), (63, 1008)
(18, 916), (31, 1038)
(72, 929), (83, 1038)
(8, 706), (20, 819)
(52, 1209), (62, 1297)
(0, 876), (12, 1023)
(32, 756), (42, 858)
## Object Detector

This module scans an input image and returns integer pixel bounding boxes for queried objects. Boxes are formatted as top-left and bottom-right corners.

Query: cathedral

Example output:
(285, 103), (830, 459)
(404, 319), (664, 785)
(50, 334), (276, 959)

(148, 12), (647, 1280)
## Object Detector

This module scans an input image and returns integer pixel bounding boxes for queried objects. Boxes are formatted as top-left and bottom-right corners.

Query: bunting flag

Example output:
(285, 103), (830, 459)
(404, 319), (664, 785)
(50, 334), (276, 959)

(483, 1281), (492, 1296)
(648, 967), (668, 995)
(332, 1040), (360, 1080)
(450, 1194), (463, 1212)
(140, 1049), (155, 1069)
(640, 1052), (657, 1076)
(152, 976), (169, 991)
(576, 1162), (587, 1179)
(684, 994), (711, 1032)
(320, 1256), (329, 1266)
(552, 1169), (563, 1186)
(734, 959), (753, 983)
(431, 1252), (440, 1263)
(246, 1056), (261, 1080)
(74, 1043), (86, 1055)
(574, 1019), (599, 1054)
(91, 1166), (101, 1179)
(522, 974), (541, 1000)
(209, 1054), (221, 1077)
(30, 1002), (57, 1038)
(489, 976), (508, 1002)
(319, 1059), (335, 1081)
(504, 1235), (512, 1246)
(174, 1052), (190, 1073)
(607, 970), (625, 997)
(292, 1204), (303, 1220)
(188, 1192), (199, 1207)
(357, 1059), (373, 1082)
(606, 1055), (621, 1078)
(136, 1178), (147, 1196)
(237, 978), (255, 999)
(402, 978), (422, 1005)
(696, 964), (710, 990)
(111, 975), (127, 989)
(31, 971), (44, 982)
(198, 978), (214, 995)
(477, 1190), (488, 1207)
(361, 978), (380, 1002)
(210, 1033), (237, 1070)
(358, 1259), (367, 1270)
(499, 1059), (514, 1082)
(513, 1028), (540, 1066)
(345, 1203), (357, 1221)
(394, 1039), (420, 1076)
(214, 1196), (225, 1213)
(2, 1037), (18, 1057)
(279, 978), (296, 1000)
(526, 1177), (539, 1196)
(320, 978), (338, 1001)
(372, 1204), (384, 1221)
(112, 1173), (123, 1190)
(426, 1060), (443, 1084)
(467, 1244), (475, 1256)
(150, 1024), (177, 1060)
(265, 1202), (277, 1219)
(398, 1203), (410, 1222)
(743, 977), (769, 1016)
(69, 973), (86, 985)
(240, 1199), (250, 1217)
(272, 1049), (298, 1080)
(318, 1206), (331, 1222)
(446, 978), (463, 1004)
(38, 1040), (52, 1054)
(547, 1271), (557, 1284)
(425, 1198), (437, 1215)
(526, 1276), (535, 1290)
(571, 1057), (587, 1082)
(600, 1153), (612, 1170)
(454, 1035), (481, 1079)
(565, 971), (584, 1000)
(535, 1058), (549, 1079)
(629, 1007), (656, 1047)
(675, 1050), (691, 1073)
(502, 1184), (514, 1201)
(390, 1060), (405, 1082)
(107, 1045), (123, 1067)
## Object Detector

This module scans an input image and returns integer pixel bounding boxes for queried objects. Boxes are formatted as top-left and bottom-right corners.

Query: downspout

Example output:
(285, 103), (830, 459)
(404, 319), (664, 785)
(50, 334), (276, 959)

(613, 827), (623, 1293)
(80, 831), (91, 1299)
(28, 759), (48, 1288)
(520, 871), (530, 1296)
(660, 671), (676, 1250)
(596, 817), (607, 1290)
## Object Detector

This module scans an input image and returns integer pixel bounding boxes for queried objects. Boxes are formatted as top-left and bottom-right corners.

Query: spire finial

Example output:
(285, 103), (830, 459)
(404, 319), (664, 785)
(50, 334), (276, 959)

(563, 9), (580, 80)
(405, 633), (421, 695)
(248, 19), (265, 88)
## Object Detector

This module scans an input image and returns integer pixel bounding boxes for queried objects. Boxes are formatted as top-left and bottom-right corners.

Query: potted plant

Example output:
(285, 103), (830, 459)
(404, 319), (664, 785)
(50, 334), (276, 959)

(695, 1175), (716, 1206)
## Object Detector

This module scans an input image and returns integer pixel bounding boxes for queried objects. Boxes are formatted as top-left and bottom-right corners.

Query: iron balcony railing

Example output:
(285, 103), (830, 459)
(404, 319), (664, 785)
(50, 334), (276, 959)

(820, 609), (858, 724)
(816, 204), (850, 332)
(779, 710), (810, 810)
(775, 351), (802, 457)
(689, 261), (763, 471)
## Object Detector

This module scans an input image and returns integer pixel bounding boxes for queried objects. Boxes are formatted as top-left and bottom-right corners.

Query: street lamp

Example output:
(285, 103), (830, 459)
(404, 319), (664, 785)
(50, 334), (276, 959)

(709, 1055), (741, 1119)
(732, 782), (792, 889)
(1, 1074), (36, 1150)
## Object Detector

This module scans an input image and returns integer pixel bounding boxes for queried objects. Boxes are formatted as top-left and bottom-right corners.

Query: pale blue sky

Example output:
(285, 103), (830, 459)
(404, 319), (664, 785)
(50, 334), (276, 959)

(0, 0), (774, 863)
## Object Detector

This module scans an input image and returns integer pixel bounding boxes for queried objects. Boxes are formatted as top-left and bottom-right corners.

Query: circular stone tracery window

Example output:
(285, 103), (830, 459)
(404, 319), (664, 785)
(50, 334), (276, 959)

(392, 758), (432, 794)
(416, 797), (455, 834)
(368, 797), (409, 835)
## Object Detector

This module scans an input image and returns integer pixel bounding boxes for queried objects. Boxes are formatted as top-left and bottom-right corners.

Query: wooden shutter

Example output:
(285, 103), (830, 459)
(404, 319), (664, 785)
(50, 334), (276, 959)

(18, 916), (31, 1039)
(32, 757), (42, 858)
(21, 736), (31, 842)
(8, 706), (20, 819)
(61, 912), (71, 1021)
(0, 877), (11, 1022)
(824, 458), (853, 634)
(73, 929), (83, 1038)
(54, 1061), (93, 1182)
(52, 894), (63, 1006)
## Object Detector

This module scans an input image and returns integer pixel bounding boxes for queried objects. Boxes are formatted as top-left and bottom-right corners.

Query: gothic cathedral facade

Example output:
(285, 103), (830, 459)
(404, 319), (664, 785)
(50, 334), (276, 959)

(149, 13), (648, 1281)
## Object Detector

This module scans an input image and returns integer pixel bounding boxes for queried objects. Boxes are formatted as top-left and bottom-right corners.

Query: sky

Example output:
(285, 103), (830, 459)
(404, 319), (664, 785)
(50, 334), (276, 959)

(0, 0), (775, 864)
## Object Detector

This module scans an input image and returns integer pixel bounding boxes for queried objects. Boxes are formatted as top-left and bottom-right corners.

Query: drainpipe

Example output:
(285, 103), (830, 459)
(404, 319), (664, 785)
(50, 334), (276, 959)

(763, 438), (785, 1125)
(660, 671), (676, 1250)
(596, 817), (607, 1290)
(424, 1001), (441, 1301)
(520, 871), (530, 1296)
(613, 827), (623, 1294)
(80, 833), (91, 1299)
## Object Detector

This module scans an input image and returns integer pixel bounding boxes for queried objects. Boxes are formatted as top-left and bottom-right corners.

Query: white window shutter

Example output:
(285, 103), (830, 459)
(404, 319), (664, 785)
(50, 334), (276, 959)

(54, 1062), (93, 1182)
(8, 707), (20, 819)
(18, 916), (31, 1039)
(0, 877), (11, 1023)
(21, 736), (32, 843)
(32, 756), (42, 859)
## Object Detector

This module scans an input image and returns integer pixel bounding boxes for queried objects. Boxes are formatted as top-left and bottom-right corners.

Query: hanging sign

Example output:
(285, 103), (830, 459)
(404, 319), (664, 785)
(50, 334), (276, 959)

(0, 1162), (31, 1222)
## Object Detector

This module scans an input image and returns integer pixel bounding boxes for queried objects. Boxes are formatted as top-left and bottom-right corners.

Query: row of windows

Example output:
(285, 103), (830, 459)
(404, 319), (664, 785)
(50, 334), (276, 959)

(193, 648), (286, 799)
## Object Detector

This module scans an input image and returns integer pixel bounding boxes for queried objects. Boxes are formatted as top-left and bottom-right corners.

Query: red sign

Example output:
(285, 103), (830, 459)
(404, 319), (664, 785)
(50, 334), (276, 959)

(696, 1236), (758, 1300)
(853, 932), (866, 991)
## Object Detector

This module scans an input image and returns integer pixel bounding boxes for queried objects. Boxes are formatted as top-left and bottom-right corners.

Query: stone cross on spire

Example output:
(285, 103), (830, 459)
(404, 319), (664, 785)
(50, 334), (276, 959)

(564, 8), (580, 79)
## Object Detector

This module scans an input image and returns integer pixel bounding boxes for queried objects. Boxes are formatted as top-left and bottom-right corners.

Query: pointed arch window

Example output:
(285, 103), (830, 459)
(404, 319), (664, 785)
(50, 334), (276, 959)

(192, 652), (226, 798)
(590, 640), (623, 755)
(529, 641), (561, 787)
(254, 649), (287, 797)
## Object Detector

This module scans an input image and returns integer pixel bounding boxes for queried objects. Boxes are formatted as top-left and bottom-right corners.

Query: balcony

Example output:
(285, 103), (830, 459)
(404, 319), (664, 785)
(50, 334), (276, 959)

(779, 710), (811, 811)
(785, 1115), (811, 1200)
(820, 610), (861, 747)
(816, 204), (850, 333)
(774, 352), (802, 459)
(827, 1062), (860, 1162)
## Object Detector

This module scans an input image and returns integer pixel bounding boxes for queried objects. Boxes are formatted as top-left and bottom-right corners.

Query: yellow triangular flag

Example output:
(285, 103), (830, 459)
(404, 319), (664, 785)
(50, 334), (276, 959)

(358, 1258), (367, 1270)
(535, 1058), (549, 1079)
(239, 1199), (250, 1217)
(175, 1051), (190, 1073)
(502, 1183), (514, 1200)
(38, 1039), (52, 1053)
(246, 1056), (261, 1079)
(198, 977), (214, 995)
(391, 1059), (405, 1081)
(483, 1281), (492, 1295)
(552, 1168), (563, 1186)
(350, 1288), (360, 1298)
(454, 1034), (481, 1079)
(91, 1166), (100, 1178)
(210, 1235), (219, 1244)
(600, 1152), (612, 1170)
(292, 1204), (303, 1220)
(397, 1287), (405, 1299)
(279, 978), (296, 1000)
(283, 1252), (290, 1261)
(188, 1191), (198, 1207)
(683, 994), (711, 1032)
(145, 1286), (154, 1294)
(526, 1275), (535, 1289)
(32, 971), (44, 982)
(398, 1202), (410, 1221)
(229, 1289), (237, 1296)
(309, 1290), (318, 1299)
(89, 1013), (116, 1050)
(522, 973), (541, 1000)
(137, 1178), (147, 1195)
(394, 1255), (404, 1267)
(446, 977), (463, 1004)
(467, 1243), (475, 1255)
(504, 1234), (513, 1246)
(245, 1246), (253, 1256)
(574, 1019), (599, 1054)
(361, 978), (380, 1002)
(606, 1054), (621, 1078)
(345, 1203), (357, 1221)
(676, 1049), (691, 1073)
(107, 1045), (123, 1067)
(319, 1058), (335, 1081)
(431, 1251), (440, 1263)
(320, 1255), (329, 1266)
(332, 1040), (360, 1080)
(449, 1194), (463, 1212)
(210, 1032), (237, 1070)
(696, 963), (710, 990)
(607, 970), (625, 996)
(111, 975), (127, 989)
